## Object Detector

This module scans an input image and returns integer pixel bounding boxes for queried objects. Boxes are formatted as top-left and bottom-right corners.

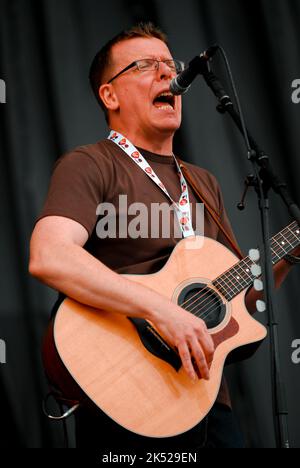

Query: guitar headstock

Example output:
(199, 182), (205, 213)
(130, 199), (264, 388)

(249, 248), (266, 313)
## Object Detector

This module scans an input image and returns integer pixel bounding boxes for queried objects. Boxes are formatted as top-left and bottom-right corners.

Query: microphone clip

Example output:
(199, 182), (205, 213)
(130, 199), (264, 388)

(237, 174), (257, 211)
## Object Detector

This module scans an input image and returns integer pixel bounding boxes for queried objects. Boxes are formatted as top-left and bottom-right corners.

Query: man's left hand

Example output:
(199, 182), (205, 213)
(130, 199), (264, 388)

(291, 246), (300, 257)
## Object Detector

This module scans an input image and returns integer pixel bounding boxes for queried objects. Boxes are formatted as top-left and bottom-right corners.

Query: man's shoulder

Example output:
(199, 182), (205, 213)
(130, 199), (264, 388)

(183, 160), (220, 190)
(58, 139), (116, 166)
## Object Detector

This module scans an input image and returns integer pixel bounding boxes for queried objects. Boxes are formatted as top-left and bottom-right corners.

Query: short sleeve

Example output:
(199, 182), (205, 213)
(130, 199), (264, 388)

(37, 151), (104, 236)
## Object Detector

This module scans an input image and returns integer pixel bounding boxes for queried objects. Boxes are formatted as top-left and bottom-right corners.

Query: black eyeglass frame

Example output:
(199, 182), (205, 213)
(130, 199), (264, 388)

(106, 59), (185, 84)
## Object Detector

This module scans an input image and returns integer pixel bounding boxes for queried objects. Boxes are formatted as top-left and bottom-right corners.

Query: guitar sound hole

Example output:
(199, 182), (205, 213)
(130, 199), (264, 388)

(177, 283), (226, 330)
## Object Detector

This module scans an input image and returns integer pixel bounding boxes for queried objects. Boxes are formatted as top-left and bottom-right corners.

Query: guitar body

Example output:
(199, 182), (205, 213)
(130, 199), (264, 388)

(43, 236), (267, 438)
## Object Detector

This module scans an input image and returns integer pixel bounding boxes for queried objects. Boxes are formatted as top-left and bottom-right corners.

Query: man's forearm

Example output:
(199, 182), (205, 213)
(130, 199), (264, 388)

(29, 242), (168, 323)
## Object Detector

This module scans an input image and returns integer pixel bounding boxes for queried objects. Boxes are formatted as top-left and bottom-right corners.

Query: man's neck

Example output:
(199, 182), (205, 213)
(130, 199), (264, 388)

(110, 126), (174, 156)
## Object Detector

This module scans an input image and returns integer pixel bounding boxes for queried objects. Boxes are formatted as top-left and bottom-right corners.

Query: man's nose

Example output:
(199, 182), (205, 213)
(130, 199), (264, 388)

(157, 61), (174, 80)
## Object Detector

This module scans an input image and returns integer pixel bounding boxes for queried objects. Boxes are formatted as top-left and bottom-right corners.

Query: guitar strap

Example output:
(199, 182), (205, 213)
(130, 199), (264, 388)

(178, 160), (244, 260)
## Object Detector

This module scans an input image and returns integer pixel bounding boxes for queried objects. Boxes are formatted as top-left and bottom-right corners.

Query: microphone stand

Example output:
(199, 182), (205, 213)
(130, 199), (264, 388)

(197, 64), (300, 448)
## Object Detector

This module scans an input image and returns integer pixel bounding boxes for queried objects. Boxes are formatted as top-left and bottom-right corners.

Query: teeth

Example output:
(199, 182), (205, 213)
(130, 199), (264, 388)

(153, 91), (174, 110)
(156, 104), (173, 110)
(154, 91), (174, 108)
(157, 92), (173, 98)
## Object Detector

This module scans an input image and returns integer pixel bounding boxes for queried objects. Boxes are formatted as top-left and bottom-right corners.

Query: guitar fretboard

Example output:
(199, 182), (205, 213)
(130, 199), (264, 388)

(212, 221), (300, 301)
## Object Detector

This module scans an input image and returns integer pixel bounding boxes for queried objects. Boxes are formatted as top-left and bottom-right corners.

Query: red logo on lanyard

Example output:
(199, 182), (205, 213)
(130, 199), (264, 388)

(180, 217), (189, 226)
(180, 198), (188, 206)
(145, 167), (153, 175)
(119, 138), (129, 148)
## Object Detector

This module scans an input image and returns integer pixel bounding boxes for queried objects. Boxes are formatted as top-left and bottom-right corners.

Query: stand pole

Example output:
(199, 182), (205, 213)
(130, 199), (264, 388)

(199, 66), (297, 448)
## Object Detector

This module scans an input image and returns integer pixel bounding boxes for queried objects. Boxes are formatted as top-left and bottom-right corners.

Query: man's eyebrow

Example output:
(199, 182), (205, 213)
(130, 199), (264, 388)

(140, 55), (174, 61)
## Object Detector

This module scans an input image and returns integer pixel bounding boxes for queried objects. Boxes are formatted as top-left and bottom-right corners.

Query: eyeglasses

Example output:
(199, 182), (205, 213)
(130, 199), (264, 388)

(107, 58), (185, 84)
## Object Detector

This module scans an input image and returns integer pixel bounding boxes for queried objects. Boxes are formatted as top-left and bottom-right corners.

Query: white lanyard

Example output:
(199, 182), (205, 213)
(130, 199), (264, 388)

(108, 130), (195, 238)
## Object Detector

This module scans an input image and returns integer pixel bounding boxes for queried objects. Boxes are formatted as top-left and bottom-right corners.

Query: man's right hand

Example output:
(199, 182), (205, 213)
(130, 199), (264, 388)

(151, 303), (215, 381)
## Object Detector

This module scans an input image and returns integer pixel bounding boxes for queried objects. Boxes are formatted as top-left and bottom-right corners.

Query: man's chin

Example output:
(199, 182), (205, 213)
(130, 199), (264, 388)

(152, 117), (181, 134)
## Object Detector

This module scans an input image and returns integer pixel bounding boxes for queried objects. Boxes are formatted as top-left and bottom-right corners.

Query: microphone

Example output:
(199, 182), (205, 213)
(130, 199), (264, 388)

(170, 45), (219, 95)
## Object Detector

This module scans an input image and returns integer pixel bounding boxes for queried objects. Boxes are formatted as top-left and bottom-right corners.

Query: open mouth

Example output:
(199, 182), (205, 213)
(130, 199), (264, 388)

(153, 91), (175, 110)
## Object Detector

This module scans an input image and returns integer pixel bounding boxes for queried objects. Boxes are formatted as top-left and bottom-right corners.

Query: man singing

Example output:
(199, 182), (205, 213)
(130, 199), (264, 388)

(29, 22), (299, 449)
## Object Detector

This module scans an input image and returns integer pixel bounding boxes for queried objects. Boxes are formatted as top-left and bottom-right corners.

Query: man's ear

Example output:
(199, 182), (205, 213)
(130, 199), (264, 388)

(99, 84), (119, 111)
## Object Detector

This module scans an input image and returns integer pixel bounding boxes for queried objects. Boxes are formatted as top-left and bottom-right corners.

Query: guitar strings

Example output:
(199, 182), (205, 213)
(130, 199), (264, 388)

(176, 227), (299, 323)
(179, 225), (298, 316)
(188, 229), (297, 322)
(181, 229), (292, 320)
(186, 228), (298, 322)
(187, 257), (254, 319)
(179, 220), (298, 317)
(178, 225), (292, 313)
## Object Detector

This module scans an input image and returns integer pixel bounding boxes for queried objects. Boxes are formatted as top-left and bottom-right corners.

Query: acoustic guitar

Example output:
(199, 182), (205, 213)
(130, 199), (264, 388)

(43, 221), (300, 438)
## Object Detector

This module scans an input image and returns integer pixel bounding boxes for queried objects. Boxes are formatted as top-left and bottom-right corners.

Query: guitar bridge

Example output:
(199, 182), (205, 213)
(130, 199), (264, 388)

(128, 317), (182, 372)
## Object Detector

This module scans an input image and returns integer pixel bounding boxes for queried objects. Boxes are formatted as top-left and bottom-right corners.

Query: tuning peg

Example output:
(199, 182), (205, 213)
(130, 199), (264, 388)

(249, 249), (260, 262)
(254, 279), (264, 292)
(251, 264), (262, 278)
(256, 300), (266, 313)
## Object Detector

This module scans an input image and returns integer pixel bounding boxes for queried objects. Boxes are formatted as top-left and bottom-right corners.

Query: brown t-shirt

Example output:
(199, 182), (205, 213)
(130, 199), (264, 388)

(38, 138), (238, 407)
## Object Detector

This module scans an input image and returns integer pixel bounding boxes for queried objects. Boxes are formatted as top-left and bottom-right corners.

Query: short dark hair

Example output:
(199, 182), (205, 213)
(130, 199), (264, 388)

(89, 22), (168, 123)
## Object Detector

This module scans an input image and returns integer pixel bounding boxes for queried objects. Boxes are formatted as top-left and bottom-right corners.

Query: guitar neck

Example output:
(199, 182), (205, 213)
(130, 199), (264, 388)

(213, 221), (300, 301)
